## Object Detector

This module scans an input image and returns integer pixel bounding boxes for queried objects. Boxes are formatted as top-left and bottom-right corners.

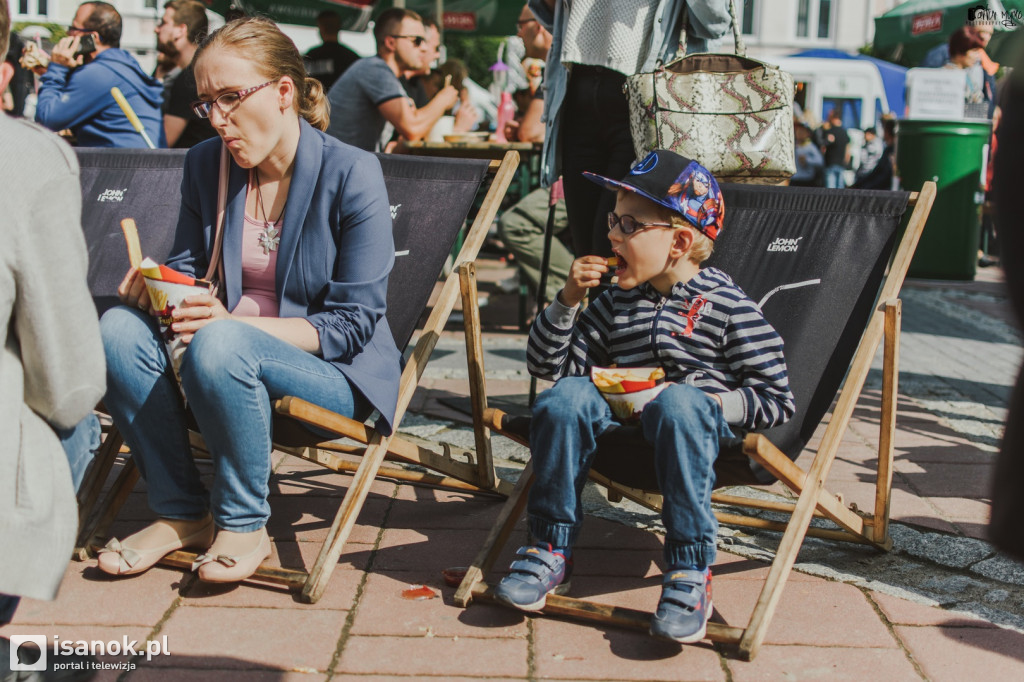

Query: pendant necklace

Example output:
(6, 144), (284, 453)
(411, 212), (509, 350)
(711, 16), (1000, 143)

(253, 168), (281, 255)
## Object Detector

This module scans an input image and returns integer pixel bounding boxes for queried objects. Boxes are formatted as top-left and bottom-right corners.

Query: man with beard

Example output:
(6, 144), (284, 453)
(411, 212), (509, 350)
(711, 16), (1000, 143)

(325, 8), (458, 151)
(400, 15), (439, 107)
(155, 0), (214, 147)
(33, 2), (164, 147)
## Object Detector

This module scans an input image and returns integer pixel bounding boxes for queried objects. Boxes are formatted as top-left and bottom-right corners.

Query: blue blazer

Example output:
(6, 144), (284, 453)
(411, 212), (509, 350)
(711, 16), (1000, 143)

(166, 120), (402, 434)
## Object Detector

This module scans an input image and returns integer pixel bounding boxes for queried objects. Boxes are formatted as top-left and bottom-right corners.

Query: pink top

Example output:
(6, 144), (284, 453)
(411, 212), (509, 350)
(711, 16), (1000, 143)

(232, 213), (282, 317)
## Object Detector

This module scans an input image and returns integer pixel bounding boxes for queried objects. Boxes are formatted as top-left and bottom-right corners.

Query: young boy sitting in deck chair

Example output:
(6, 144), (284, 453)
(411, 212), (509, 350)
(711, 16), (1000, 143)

(494, 150), (796, 643)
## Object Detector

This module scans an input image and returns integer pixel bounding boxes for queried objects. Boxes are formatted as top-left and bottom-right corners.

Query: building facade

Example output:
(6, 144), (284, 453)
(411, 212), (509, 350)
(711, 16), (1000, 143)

(736, 0), (902, 60)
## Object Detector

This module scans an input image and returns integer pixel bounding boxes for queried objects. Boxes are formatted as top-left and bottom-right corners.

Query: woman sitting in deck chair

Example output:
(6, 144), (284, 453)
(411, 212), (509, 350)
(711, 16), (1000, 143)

(97, 17), (402, 584)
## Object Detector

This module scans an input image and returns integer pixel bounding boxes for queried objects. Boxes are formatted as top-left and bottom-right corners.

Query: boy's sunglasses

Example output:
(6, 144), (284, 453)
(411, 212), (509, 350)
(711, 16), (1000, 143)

(607, 212), (675, 235)
(390, 34), (426, 47)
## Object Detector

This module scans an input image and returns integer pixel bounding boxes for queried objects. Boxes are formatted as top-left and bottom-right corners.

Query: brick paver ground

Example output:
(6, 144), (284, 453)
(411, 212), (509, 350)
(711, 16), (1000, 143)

(3, 260), (1022, 681)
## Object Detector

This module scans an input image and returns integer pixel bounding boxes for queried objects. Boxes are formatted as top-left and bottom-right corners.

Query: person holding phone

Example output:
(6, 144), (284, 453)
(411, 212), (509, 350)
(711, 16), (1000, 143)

(32, 2), (165, 147)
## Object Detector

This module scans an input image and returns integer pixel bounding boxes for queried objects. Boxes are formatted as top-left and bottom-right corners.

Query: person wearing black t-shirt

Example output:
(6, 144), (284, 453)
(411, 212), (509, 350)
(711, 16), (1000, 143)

(155, 0), (215, 148)
(305, 10), (360, 90)
(819, 108), (850, 189)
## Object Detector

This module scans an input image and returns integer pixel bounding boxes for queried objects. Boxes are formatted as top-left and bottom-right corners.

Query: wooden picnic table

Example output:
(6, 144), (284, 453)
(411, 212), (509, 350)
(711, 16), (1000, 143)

(395, 139), (539, 161)
(396, 139), (544, 208)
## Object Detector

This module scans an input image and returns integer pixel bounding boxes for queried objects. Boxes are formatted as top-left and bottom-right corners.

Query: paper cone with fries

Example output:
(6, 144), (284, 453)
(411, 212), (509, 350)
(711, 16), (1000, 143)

(139, 257), (213, 378)
(591, 366), (668, 421)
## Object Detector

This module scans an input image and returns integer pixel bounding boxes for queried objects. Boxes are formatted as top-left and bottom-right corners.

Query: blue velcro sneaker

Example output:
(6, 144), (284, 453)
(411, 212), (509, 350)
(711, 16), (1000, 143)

(493, 544), (572, 611)
(649, 568), (713, 643)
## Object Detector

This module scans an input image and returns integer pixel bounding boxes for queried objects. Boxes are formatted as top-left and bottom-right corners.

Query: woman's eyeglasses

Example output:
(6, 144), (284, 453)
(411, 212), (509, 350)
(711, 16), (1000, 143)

(390, 34), (426, 47)
(607, 212), (675, 235)
(191, 80), (275, 119)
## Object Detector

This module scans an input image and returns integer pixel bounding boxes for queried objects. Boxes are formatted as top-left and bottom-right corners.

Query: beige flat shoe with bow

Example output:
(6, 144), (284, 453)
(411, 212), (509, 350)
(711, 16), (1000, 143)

(97, 515), (214, 576)
(192, 527), (272, 583)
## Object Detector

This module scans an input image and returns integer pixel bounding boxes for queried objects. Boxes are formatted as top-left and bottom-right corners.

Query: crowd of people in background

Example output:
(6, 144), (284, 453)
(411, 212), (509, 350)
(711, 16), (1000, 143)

(789, 22), (1003, 195)
(3, 2), (1006, 207)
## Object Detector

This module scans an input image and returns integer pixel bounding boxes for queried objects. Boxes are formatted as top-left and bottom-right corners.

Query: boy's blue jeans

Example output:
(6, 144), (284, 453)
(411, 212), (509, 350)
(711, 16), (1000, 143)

(527, 377), (735, 569)
(101, 306), (370, 533)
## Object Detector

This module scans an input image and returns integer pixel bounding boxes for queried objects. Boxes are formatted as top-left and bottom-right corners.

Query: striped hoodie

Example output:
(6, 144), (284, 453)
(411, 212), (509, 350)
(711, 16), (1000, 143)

(528, 267), (796, 430)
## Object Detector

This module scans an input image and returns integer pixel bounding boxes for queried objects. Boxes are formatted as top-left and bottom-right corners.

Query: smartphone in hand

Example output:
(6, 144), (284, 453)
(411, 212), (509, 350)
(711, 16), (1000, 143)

(73, 34), (96, 57)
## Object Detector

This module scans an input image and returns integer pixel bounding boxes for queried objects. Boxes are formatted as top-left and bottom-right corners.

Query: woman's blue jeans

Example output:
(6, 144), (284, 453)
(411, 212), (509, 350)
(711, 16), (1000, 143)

(527, 377), (735, 569)
(101, 307), (370, 532)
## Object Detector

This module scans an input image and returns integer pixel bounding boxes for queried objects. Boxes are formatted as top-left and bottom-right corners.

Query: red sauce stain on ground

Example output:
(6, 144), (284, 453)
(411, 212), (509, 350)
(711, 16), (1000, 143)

(401, 584), (438, 600)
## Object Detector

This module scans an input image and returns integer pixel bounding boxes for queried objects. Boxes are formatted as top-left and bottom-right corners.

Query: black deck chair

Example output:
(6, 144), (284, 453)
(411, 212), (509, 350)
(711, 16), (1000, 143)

(454, 181), (937, 660)
(73, 148), (519, 604)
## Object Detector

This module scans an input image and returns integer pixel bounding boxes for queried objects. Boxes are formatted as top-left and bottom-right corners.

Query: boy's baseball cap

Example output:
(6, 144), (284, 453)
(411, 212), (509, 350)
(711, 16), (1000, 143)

(583, 149), (725, 240)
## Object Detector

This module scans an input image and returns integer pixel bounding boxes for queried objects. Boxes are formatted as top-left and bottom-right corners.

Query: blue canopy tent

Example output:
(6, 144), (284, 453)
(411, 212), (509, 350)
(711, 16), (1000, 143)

(788, 48), (909, 121)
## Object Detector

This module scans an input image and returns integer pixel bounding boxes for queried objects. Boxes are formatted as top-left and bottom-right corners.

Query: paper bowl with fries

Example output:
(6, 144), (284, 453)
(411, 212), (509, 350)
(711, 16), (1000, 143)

(591, 366), (668, 421)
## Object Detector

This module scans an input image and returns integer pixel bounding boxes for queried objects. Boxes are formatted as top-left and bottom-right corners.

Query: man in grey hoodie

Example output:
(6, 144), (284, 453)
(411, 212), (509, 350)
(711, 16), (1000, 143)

(33, 2), (165, 147)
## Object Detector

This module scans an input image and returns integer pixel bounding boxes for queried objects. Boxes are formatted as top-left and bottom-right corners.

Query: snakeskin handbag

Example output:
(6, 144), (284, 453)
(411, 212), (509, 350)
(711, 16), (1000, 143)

(625, 53), (796, 185)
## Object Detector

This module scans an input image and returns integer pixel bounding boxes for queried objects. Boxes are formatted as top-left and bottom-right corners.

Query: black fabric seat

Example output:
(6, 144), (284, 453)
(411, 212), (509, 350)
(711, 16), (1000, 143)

(503, 185), (909, 489)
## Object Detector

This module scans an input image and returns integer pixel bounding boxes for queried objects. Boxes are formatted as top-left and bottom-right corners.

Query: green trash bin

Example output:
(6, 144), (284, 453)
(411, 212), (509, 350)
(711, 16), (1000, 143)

(896, 119), (991, 280)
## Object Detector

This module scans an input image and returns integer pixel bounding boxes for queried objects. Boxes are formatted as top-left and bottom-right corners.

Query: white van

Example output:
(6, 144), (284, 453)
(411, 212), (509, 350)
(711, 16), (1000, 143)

(769, 56), (895, 130)
(768, 55), (901, 180)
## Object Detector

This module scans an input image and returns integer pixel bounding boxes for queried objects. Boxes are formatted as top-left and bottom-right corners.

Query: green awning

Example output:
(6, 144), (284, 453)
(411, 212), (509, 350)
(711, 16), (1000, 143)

(206, 0), (521, 35)
(873, 0), (1024, 66)
(205, 0), (378, 30)
(380, 1), (521, 36)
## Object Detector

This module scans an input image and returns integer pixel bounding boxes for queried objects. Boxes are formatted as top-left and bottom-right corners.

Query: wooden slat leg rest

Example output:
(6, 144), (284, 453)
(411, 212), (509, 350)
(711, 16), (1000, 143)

(743, 434), (870, 541)
(276, 398), (498, 491)
(711, 493), (827, 517)
(301, 435), (392, 604)
(874, 300), (900, 547)
(148, 550), (308, 588)
(715, 512), (877, 545)
(74, 454), (140, 559)
(459, 262), (497, 491)
(77, 427), (123, 528)
(470, 583), (744, 644)
(455, 462), (534, 607)
(588, 472), (664, 509)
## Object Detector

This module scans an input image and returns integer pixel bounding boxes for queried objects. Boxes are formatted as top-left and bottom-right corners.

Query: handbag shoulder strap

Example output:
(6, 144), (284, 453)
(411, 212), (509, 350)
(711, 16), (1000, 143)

(204, 143), (229, 283)
(675, 0), (746, 59)
(729, 0), (747, 57)
(676, 5), (688, 59)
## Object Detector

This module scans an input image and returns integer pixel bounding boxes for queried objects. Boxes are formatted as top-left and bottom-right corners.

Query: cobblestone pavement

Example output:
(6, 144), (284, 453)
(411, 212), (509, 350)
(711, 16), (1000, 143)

(3, 266), (1023, 681)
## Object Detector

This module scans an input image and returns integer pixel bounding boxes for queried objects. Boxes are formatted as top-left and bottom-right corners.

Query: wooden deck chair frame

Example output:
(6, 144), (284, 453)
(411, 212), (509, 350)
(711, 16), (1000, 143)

(75, 152), (520, 605)
(453, 181), (937, 661)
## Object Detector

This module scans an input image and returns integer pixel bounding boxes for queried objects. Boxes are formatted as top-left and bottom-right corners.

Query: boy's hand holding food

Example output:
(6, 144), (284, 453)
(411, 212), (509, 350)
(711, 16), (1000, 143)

(558, 256), (615, 307)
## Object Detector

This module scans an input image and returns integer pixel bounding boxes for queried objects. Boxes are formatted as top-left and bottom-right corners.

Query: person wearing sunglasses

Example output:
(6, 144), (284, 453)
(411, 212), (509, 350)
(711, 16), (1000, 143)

(33, 2), (164, 147)
(97, 17), (401, 584)
(325, 8), (458, 151)
(494, 150), (794, 644)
